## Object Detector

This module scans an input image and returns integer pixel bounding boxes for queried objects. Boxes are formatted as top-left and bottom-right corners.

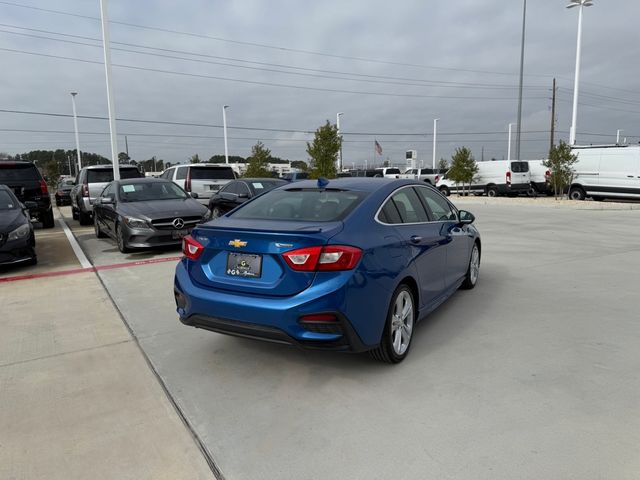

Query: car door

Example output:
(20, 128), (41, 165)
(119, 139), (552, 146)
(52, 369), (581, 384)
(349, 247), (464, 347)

(98, 183), (117, 234)
(379, 186), (447, 309)
(235, 182), (251, 207)
(218, 181), (239, 212)
(415, 186), (470, 289)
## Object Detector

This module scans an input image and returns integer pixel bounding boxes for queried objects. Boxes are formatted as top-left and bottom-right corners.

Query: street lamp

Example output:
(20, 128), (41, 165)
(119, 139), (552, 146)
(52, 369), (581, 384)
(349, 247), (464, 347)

(507, 123), (515, 161)
(432, 118), (439, 170)
(336, 112), (344, 171)
(70, 92), (82, 173)
(223, 105), (230, 164)
(567, 0), (594, 145)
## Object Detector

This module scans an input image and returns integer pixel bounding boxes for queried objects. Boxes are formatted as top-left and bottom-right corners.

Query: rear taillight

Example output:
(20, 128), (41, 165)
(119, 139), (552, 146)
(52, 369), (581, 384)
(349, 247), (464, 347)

(182, 235), (204, 260)
(39, 179), (48, 195)
(506, 171), (512, 185)
(545, 170), (551, 181)
(82, 183), (89, 197)
(282, 245), (362, 272)
(185, 169), (192, 192)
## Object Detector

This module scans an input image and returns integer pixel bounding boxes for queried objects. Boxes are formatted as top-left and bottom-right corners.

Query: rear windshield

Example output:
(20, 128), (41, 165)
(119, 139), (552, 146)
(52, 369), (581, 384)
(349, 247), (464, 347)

(510, 161), (530, 173)
(0, 190), (18, 210)
(385, 168), (401, 174)
(230, 189), (367, 222)
(119, 182), (187, 202)
(88, 168), (142, 183)
(190, 167), (235, 180)
(0, 163), (41, 182)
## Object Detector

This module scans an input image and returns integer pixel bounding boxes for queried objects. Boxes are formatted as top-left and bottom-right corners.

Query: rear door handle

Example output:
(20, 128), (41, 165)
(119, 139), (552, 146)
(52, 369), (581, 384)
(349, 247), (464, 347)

(410, 235), (422, 244)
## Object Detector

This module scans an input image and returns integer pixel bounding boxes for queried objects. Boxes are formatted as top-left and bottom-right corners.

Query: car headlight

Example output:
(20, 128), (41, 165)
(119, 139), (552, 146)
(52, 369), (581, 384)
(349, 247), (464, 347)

(123, 217), (150, 229)
(8, 224), (31, 241)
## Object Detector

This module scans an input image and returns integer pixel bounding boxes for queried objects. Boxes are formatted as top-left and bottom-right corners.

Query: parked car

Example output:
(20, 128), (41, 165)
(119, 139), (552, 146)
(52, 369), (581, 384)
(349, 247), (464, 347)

(93, 178), (208, 253)
(349, 169), (383, 178)
(208, 178), (287, 218)
(160, 164), (236, 204)
(0, 161), (54, 228)
(55, 177), (75, 206)
(436, 160), (530, 197)
(569, 145), (640, 201)
(175, 178), (480, 363)
(71, 165), (143, 225)
(399, 168), (441, 185)
(0, 185), (37, 267)
(375, 167), (402, 178)
(282, 171), (309, 182)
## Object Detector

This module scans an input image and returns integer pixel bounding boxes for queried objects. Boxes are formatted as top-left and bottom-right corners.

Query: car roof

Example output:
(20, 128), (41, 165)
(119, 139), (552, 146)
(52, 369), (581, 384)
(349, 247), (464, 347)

(282, 177), (430, 193)
(83, 164), (139, 170)
(177, 163), (234, 168)
(241, 178), (287, 182)
(0, 161), (37, 167)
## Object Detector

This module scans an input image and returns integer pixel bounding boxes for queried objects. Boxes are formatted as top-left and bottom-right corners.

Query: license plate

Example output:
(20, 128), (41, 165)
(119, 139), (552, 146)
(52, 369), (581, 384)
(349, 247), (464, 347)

(226, 252), (262, 278)
(171, 229), (191, 239)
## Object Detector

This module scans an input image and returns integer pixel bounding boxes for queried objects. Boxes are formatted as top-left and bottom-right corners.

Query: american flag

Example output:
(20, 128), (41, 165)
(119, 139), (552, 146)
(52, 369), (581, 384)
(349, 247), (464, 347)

(374, 140), (382, 155)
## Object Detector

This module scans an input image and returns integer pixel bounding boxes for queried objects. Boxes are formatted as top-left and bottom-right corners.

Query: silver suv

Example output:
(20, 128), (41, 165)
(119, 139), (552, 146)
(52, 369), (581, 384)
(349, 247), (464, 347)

(71, 165), (143, 225)
(160, 164), (236, 205)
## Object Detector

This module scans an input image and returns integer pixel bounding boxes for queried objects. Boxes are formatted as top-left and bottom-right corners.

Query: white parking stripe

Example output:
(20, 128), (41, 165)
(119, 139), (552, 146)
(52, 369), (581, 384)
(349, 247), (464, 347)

(58, 218), (92, 269)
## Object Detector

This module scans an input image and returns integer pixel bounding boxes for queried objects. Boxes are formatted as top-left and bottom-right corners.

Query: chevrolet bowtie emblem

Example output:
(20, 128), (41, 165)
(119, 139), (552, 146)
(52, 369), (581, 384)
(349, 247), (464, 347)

(228, 239), (248, 248)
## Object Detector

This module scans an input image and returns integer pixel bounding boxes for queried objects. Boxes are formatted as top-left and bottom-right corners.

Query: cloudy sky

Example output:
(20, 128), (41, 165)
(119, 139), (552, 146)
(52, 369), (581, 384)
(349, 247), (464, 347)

(0, 0), (638, 168)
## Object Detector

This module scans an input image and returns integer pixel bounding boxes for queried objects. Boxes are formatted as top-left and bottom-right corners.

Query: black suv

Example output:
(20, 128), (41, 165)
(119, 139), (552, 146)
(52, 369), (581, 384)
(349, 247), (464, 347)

(0, 161), (54, 228)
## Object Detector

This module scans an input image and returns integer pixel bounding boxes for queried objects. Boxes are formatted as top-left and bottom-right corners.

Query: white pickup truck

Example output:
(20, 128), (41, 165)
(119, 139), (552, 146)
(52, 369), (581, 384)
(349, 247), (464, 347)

(399, 168), (441, 185)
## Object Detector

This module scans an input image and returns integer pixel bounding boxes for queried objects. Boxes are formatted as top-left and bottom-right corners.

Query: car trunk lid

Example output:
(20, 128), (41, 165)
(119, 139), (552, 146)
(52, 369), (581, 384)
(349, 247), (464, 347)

(187, 218), (343, 297)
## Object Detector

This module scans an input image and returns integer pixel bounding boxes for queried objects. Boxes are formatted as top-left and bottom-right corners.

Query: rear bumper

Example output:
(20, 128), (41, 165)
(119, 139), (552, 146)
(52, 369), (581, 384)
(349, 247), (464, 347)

(174, 261), (370, 352)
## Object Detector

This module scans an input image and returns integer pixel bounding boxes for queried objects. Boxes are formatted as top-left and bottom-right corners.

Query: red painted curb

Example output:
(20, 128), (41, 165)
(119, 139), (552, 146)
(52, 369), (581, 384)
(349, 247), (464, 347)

(0, 256), (183, 284)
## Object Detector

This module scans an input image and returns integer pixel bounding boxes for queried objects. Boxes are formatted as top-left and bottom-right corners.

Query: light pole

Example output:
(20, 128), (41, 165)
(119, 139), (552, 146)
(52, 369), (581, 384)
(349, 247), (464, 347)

(336, 112), (343, 171)
(616, 129), (623, 144)
(432, 118), (439, 170)
(508, 123), (514, 161)
(223, 105), (230, 164)
(99, 0), (120, 180)
(567, 0), (594, 146)
(515, 0), (527, 161)
(70, 92), (82, 173)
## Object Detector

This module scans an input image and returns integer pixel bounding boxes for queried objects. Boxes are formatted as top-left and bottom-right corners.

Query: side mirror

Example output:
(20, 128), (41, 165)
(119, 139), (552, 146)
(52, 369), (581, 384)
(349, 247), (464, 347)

(190, 192), (199, 199)
(220, 192), (238, 201)
(458, 210), (475, 225)
(23, 201), (38, 210)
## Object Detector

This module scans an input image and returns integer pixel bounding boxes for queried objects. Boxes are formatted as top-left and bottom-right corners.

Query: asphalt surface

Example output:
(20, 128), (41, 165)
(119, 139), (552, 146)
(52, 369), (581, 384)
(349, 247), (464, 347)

(19, 201), (640, 479)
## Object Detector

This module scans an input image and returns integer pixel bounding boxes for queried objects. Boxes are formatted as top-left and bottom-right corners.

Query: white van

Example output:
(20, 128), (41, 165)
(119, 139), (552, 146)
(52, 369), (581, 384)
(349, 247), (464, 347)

(527, 160), (552, 195)
(436, 160), (530, 197)
(160, 164), (236, 204)
(374, 167), (402, 178)
(569, 145), (640, 201)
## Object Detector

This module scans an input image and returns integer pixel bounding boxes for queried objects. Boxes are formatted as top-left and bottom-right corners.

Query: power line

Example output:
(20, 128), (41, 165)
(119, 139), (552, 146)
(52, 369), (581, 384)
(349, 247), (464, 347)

(0, 47), (549, 101)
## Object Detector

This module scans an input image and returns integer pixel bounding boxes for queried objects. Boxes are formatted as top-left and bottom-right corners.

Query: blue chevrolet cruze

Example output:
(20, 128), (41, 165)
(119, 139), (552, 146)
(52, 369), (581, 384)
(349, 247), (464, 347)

(174, 178), (480, 363)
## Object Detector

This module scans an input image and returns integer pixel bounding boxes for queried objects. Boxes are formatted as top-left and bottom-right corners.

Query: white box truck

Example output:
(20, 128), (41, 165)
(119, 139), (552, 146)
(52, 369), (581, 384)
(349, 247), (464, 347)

(569, 145), (640, 201)
(436, 160), (530, 197)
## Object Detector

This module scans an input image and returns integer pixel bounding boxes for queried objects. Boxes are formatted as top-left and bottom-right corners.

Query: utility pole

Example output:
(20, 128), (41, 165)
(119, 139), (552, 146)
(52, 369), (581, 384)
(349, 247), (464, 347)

(549, 77), (556, 153)
(125, 135), (129, 159)
(481, 146), (485, 162)
(515, 0), (527, 161)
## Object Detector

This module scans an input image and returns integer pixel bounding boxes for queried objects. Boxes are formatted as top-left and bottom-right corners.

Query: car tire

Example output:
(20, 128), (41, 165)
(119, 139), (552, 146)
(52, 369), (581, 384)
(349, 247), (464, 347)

(55, 199), (61, 207)
(78, 209), (91, 225)
(439, 186), (450, 197)
(41, 209), (55, 229)
(72, 207), (79, 220)
(569, 186), (586, 201)
(369, 284), (416, 364)
(487, 186), (498, 197)
(460, 242), (480, 290)
(592, 196), (605, 202)
(116, 224), (131, 253)
(94, 215), (107, 238)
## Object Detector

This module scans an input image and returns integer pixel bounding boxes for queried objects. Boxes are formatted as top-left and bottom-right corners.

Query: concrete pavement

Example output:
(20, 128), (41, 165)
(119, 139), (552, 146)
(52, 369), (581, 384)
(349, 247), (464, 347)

(0, 210), (214, 480)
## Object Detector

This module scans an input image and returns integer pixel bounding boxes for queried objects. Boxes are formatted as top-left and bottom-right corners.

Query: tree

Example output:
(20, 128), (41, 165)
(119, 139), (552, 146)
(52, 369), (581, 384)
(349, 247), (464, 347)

(543, 140), (578, 199)
(245, 142), (272, 177)
(447, 147), (478, 196)
(290, 160), (308, 171)
(306, 120), (341, 179)
(437, 158), (449, 172)
(189, 154), (201, 164)
(118, 152), (131, 164)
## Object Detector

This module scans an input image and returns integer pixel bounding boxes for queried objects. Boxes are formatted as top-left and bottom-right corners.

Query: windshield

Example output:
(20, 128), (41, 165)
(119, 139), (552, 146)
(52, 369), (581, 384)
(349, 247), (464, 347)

(119, 182), (188, 202)
(249, 180), (285, 194)
(88, 168), (142, 183)
(190, 167), (235, 180)
(0, 190), (18, 210)
(0, 163), (41, 182)
(230, 188), (367, 222)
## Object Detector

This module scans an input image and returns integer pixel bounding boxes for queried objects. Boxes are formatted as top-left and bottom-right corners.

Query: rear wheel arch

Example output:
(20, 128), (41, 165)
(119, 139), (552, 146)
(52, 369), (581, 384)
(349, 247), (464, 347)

(397, 276), (419, 313)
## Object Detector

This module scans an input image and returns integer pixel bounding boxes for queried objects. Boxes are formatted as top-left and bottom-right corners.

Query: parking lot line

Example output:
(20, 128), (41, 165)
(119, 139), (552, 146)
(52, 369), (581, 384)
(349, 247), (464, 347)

(58, 217), (92, 269)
